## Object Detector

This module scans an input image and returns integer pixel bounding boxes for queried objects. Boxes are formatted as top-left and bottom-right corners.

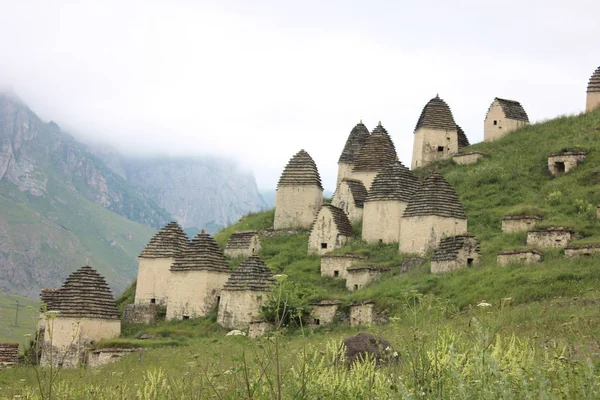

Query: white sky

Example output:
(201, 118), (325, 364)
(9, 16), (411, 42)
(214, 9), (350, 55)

(1, 0), (598, 191)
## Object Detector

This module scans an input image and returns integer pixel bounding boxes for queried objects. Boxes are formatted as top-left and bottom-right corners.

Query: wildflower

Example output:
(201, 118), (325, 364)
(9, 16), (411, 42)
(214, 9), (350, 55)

(477, 302), (492, 307)
(393, 351), (399, 357)
(385, 346), (390, 351)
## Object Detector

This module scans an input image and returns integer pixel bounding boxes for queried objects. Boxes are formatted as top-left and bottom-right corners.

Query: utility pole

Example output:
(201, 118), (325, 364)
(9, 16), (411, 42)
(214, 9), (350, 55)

(13, 300), (19, 327)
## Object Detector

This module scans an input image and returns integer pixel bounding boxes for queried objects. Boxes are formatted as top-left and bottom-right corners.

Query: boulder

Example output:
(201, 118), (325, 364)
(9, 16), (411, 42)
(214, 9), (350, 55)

(226, 330), (246, 336)
(341, 332), (394, 365)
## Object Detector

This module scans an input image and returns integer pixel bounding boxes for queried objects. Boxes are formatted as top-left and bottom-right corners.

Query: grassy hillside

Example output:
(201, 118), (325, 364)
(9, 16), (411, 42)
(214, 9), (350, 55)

(0, 292), (38, 347)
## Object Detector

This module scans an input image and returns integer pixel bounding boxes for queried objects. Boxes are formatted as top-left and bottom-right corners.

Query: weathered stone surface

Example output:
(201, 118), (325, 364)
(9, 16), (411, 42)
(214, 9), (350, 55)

(139, 222), (189, 259)
(403, 171), (466, 219)
(564, 244), (600, 258)
(309, 300), (341, 326)
(502, 215), (541, 233)
(497, 249), (542, 265)
(224, 231), (261, 258)
(342, 333), (393, 365)
(350, 123), (397, 189)
(453, 152), (484, 165)
(331, 179), (367, 224)
(337, 122), (370, 186)
(171, 231), (230, 272)
(431, 234), (480, 274)
(548, 152), (588, 175)
(0, 343), (19, 365)
(86, 348), (141, 368)
(346, 266), (390, 291)
(248, 319), (274, 339)
(308, 205), (354, 255)
(349, 302), (376, 326)
(586, 66), (600, 112)
(320, 253), (366, 279)
(484, 98), (529, 142)
(526, 227), (574, 248)
(122, 304), (160, 324)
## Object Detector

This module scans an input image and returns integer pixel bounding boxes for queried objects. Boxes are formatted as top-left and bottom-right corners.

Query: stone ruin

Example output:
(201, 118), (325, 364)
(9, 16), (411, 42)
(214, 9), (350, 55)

(87, 348), (142, 368)
(308, 204), (354, 255)
(399, 171), (468, 255)
(320, 253), (366, 279)
(336, 121), (370, 187)
(217, 255), (276, 330)
(430, 234), (480, 274)
(400, 257), (426, 273)
(122, 303), (160, 324)
(309, 299), (341, 327)
(274, 149), (323, 230)
(135, 221), (189, 306)
(167, 230), (232, 320)
(502, 215), (542, 233)
(248, 318), (274, 339)
(548, 151), (588, 176)
(346, 265), (391, 291)
(350, 122), (397, 190)
(452, 151), (485, 165)
(526, 227), (574, 248)
(0, 343), (19, 365)
(349, 301), (376, 326)
(361, 161), (420, 244)
(564, 243), (600, 258)
(331, 178), (367, 224)
(411, 95), (469, 169)
(586, 66), (600, 112)
(40, 266), (121, 368)
(497, 249), (542, 265)
(224, 230), (261, 258)
(483, 98), (529, 142)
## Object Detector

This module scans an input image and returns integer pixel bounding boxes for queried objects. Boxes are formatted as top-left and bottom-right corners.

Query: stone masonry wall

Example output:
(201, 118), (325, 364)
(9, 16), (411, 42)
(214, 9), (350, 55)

(134, 257), (175, 305)
(349, 170), (378, 191)
(526, 230), (573, 248)
(350, 303), (375, 326)
(412, 127), (459, 169)
(274, 185), (323, 230)
(587, 92), (600, 112)
(453, 152), (484, 165)
(122, 304), (160, 324)
(310, 303), (339, 326)
(87, 348), (141, 368)
(548, 153), (587, 175)
(0, 343), (19, 365)
(564, 245), (600, 258)
(308, 208), (350, 255)
(331, 183), (363, 224)
(362, 200), (407, 244)
(400, 215), (468, 255)
(166, 270), (230, 320)
(497, 251), (542, 265)
(217, 290), (267, 330)
(346, 268), (387, 291)
(484, 103), (528, 142)
(431, 247), (479, 274)
(336, 163), (354, 188)
(502, 217), (540, 233)
(224, 235), (261, 259)
(320, 254), (365, 279)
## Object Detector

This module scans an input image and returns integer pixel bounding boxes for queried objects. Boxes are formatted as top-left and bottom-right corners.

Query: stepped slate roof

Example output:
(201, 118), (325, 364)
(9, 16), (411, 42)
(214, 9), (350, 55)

(139, 222), (189, 258)
(415, 95), (457, 132)
(222, 255), (276, 291)
(338, 122), (370, 164)
(51, 266), (119, 319)
(40, 288), (62, 311)
(171, 231), (231, 272)
(277, 150), (323, 189)
(587, 66), (600, 93)
(313, 204), (354, 237)
(366, 161), (420, 202)
(492, 98), (529, 122)
(457, 126), (470, 148)
(225, 231), (259, 250)
(352, 122), (397, 172)
(343, 179), (368, 208)
(403, 171), (467, 219)
(431, 234), (480, 261)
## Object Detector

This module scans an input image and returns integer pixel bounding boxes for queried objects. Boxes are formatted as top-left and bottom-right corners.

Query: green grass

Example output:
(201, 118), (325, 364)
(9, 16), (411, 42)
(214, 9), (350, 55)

(0, 292), (39, 350)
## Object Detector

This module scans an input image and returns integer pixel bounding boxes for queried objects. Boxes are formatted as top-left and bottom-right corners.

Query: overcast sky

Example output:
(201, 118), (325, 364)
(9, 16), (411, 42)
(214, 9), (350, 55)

(1, 0), (598, 191)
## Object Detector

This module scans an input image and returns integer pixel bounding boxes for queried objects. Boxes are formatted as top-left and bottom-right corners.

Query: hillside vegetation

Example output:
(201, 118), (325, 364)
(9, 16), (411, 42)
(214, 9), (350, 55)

(3, 109), (600, 399)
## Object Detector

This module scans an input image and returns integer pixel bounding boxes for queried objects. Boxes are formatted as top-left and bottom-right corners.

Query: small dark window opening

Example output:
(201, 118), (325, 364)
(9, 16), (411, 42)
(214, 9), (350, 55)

(554, 162), (566, 174)
(437, 146), (444, 152)
(314, 318), (320, 326)
(217, 296), (221, 305)
(321, 243), (328, 249)
(150, 298), (156, 304)
(183, 315), (190, 320)
(584, 253), (592, 256)
(354, 284), (359, 290)
(467, 258), (474, 266)
(378, 239), (383, 245)
(493, 120), (498, 126)
(333, 270), (339, 277)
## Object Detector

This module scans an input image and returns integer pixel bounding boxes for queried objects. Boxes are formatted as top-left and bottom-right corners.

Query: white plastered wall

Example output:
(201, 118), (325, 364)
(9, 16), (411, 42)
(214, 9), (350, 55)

(274, 185), (323, 230)
(331, 182), (363, 224)
(217, 290), (267, 330)
(586, 92), (600, 112)
(166, 270), (231, 320)
(399, 215), (468, 255)
(483, 102), (528, 142)
(134, 257), (175, 305)
(412, 127), (459, 169)
(308, 207), (350, 255)
(362, 200), (406, 244)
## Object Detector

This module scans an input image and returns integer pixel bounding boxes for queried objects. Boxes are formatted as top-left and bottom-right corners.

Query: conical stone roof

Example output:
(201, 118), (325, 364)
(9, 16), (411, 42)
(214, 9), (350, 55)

(51, 266), (119, 319)
(40, 288), (62, 311)
(415, 95), (457, 132)
(222, 255), (276, 292)
(403, 171), (467, 219)
(352, 122), (397, 172)
(338, 121), (370, 164)
(343, 179), (368, 208)
(587, 66), (600, 93)
(366, 161), (420, 202)
(225, 231), (259, 250)
(457, 126), (470, 148)
(139, 222), (189, 258)
(431, 234), (480, 261)
(312, 204), (354, 237)
(171, 231), (231, 272)
(277, 150), (323, 189)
